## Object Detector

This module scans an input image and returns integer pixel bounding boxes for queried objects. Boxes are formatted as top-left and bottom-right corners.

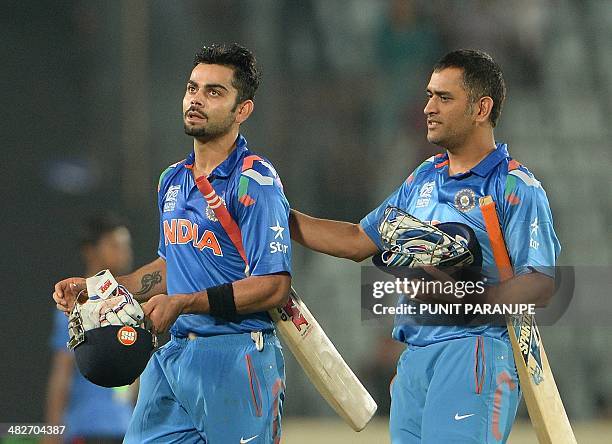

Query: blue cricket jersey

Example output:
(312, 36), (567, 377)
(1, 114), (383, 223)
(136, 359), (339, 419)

(157, 134), (292, 337)
(50, 311), (133, 439)
(361, 143), (560, 346)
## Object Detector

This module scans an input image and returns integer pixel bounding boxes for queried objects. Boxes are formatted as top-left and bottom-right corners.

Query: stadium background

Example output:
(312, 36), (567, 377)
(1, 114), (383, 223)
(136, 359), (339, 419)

(1, 0), (611, 442)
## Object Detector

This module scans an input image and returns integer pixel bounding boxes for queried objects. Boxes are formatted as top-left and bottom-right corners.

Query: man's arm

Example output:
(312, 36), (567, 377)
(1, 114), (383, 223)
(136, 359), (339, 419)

(117, 257), (167, 303)
(43, 351), (72, 443)
(483, 271), (554, 307)
(410, 268), (554, 307)
(143, 273), (291, 333)
(290, 209), (378, 262)
(53, 257), (167, 312)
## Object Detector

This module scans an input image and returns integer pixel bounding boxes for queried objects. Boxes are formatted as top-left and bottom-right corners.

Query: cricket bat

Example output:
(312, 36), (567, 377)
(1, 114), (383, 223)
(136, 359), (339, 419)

(479, 195), (576, 444)
(270, 287), (378, 431)
(193, 176), (377, 431)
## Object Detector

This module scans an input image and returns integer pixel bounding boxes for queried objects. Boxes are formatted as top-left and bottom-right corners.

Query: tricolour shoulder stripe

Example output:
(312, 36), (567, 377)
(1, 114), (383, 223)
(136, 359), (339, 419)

(509, 169), (540, 187)
(242, 169), (274, 186)
(407, 156), (436, 184)
(157, 159), (185, 191)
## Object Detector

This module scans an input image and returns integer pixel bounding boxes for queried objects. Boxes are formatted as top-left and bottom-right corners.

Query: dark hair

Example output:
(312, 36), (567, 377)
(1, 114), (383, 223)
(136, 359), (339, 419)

(434, 49), (506, 127)
(193, 43), (261, 104)
(79, 213), (127, 248)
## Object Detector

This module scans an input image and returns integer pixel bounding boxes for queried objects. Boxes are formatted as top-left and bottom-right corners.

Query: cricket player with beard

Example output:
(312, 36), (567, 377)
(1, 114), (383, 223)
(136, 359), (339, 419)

(290, 50), (560, 443)
(53, 43), (291, 443)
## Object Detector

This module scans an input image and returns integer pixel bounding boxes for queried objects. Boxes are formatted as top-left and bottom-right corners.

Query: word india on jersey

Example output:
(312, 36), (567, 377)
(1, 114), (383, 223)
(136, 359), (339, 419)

(372, 303), (537, 316)
(372, 277), (486, 299)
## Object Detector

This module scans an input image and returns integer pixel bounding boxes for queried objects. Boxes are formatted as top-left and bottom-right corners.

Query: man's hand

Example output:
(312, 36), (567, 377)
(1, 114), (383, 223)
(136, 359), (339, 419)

(142, 294), (185, 334)
(77, 286), (145, 330)
(53, 277), (87, 313)
(410, 267), (458, 303)
(99, 285), (145, 326)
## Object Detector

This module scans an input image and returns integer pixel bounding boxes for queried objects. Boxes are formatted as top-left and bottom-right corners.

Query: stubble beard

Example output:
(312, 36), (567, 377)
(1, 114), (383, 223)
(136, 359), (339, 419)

(427, 105), (474, 151)
(428, 130), (464, 153)
(183, 113), (235, 142)
(184, 123), (222, 142)
(427, 129), (451, 149)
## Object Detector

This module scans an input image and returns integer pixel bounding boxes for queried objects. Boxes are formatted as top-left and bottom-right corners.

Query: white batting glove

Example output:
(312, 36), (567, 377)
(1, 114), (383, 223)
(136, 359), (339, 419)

(78, 285), (144, 329)
(99, 285), (144, 327)
(78, 299), (103, 331)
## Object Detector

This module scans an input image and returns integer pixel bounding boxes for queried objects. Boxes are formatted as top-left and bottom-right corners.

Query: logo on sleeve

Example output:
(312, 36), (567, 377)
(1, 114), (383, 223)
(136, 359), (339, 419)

(529, 217), (539, 250)
(269, 221), (285, 239)
(163, 185), (181, 212)
(269, 221), (288, 254)
(416, 181), (435, 208)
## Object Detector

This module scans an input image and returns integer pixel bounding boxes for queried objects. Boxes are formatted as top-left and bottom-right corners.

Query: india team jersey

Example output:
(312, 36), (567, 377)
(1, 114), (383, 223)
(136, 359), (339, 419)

(157, 134), (292, 337)
(361, 143), (560, 346)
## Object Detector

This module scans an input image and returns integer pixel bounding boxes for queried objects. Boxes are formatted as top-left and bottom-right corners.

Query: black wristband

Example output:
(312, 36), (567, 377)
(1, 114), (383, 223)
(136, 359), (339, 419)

(207, 283), (237, 322)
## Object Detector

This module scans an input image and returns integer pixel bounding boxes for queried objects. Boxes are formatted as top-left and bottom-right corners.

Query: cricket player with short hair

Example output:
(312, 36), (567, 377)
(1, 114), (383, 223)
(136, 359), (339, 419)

(53, 43), (291, 443)
(290, 49), (560, 443)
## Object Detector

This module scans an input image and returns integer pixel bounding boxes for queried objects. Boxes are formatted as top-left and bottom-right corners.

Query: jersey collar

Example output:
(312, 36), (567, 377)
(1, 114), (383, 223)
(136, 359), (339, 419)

(184, 134), (249, 179)
(471, 143), (509, 177)
(436, 142), (509, 178)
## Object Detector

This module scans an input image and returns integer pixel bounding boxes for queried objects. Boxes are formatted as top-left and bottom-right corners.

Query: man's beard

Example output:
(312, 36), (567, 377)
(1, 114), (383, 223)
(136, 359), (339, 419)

(183, 112), (235, 142)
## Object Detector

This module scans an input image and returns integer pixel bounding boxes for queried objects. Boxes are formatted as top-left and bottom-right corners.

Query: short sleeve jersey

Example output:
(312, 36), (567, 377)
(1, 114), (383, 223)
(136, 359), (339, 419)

(157, 134), (292, 337)
(360, 143), (560, 346)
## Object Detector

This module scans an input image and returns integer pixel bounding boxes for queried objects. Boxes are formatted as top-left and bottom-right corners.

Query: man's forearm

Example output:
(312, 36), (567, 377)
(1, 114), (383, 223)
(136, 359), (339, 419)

(178, 274), (291, 315)
(414, 268), (554, 307)
(44, 352), (72, 425)
(118, 257), (167, 302)
(290, 209), (377, 261)
(483, 271), (554, 307)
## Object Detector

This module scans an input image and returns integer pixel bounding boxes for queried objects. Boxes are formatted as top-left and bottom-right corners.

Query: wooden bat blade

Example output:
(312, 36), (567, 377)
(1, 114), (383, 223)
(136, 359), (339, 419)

(507, 314), (577, 444)
(479, 195), (576, 443)
(269, 287), (377, 431)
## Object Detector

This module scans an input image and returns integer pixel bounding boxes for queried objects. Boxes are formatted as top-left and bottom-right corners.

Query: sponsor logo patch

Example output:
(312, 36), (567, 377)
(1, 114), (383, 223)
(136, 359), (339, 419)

(117, 326), (137, 346)
(269, 221), (285, 240)
(270, 241), (289, 254)
(269, 221), (288, 254)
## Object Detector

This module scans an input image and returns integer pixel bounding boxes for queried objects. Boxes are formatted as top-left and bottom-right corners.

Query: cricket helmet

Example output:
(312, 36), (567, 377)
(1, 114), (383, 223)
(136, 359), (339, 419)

(373, 206), (482, 279)
(68, 305), (156, 387)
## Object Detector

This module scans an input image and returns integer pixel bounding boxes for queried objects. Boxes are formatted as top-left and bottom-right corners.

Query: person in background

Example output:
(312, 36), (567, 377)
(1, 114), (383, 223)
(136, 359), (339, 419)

(44, 214), (135, 444)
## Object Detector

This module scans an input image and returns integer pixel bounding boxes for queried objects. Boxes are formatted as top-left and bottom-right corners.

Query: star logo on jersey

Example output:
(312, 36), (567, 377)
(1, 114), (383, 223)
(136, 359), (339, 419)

(530, 217), (539, 236)
(270, 221), (285, 239)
